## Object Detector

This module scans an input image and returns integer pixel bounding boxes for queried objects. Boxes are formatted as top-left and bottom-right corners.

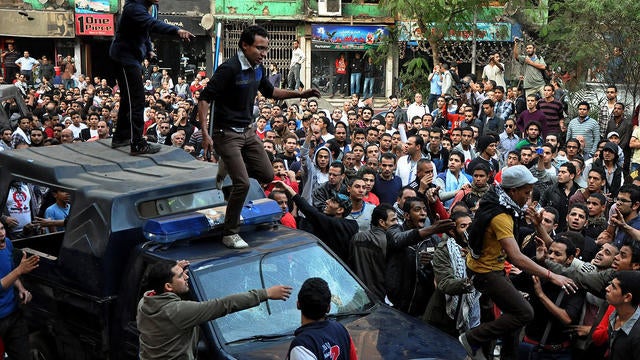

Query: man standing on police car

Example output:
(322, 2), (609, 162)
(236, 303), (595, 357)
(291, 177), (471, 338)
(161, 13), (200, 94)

(198, 25), (320, 249)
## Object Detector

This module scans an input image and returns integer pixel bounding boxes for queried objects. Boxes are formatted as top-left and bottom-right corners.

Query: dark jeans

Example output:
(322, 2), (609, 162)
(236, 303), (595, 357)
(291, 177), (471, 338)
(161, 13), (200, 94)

(114, 62), (145, 145)
(0, 310), (30, 360)
(5, 67), (18, 82)
(19, 69), (33, 85)
(213, 127), (273, 235)
(333, 73), (347, 95)
(467, 271), (534, 352)
(427, 93), (440, 112)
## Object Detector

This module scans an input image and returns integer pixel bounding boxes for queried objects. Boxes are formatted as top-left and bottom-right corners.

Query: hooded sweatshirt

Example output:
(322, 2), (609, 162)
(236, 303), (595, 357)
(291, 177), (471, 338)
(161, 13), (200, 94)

(300, 143), (331, 204)
(137, 289), (267, 360)
(109, 0), (179, 67)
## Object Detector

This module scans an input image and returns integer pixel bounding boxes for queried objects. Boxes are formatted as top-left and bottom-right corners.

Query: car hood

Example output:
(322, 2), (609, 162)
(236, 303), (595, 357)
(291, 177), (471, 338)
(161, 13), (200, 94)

(225, 305), (467, 360)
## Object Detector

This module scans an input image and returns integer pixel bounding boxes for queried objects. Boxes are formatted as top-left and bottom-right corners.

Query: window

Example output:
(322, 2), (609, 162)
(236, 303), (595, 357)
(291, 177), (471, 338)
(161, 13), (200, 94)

(3, 180), (71, 259)
(137, 189), (225, 218)
(191, 244), (373, 345)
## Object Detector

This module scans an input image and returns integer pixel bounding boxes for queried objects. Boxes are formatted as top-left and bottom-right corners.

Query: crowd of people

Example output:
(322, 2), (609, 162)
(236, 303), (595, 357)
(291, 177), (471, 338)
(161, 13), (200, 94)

(245, 43), (640, 360)
(1, 25), (640, 360)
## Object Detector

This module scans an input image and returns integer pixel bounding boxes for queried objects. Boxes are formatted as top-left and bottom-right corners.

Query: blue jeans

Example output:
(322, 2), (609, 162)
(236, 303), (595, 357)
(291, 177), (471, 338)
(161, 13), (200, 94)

(363, 77), (375, 99)
(427, 93), (440, 112)
(350, 72), (362, 96)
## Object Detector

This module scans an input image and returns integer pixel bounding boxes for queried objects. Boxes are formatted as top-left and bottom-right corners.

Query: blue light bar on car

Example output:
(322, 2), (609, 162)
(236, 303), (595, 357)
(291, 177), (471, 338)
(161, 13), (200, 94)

(238, 198), (282, 225)
(143, 212), (215, 244)
(143, 198), (282, 243)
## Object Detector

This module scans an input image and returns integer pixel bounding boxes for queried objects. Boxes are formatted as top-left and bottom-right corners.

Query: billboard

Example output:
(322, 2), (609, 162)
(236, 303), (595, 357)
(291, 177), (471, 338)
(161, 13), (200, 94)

(398, 21), (519, 43)
(0, 10), (74, 38)
(75, 13), (115, 36)
(14, 0), (118, 13)
(311, 24), (389, 50)
(74, 0), (119, 14)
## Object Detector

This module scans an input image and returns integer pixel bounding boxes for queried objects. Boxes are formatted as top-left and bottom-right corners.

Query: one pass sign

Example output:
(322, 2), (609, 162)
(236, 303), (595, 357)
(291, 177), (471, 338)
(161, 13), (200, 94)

(75, 14), (115, 36)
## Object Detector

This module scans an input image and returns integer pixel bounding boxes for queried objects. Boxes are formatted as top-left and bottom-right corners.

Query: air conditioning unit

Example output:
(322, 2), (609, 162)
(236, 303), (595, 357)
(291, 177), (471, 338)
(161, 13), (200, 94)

(318, 0), (342, 16)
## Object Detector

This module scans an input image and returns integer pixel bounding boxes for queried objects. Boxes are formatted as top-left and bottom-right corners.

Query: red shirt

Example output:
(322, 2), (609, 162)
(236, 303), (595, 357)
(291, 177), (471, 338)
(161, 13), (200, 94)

(363, 192), (380, 206)
(143, 119), (155, 135)
(44, 126), (54, 139)
(335, 58), (347, 75)
(263, 175), (299, 196)
(280, 212), (297, 229)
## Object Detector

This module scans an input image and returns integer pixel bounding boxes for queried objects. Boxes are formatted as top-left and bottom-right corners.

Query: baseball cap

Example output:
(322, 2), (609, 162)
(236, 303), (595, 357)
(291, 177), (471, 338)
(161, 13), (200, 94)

(603, 142), (618, 154)
(331, 191), (352, 216)
(501, 165), (537, 188)
(607, 131), (620, 139)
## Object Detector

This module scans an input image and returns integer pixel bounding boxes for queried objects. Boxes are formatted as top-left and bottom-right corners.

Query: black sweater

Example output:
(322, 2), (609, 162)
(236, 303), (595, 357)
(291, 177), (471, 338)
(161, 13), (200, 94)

(292, 194), (359, 263)
(199, 54), (274, 128)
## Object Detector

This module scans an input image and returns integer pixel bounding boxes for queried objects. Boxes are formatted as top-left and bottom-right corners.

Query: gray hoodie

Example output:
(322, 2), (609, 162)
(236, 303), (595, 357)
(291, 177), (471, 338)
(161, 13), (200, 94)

(300, 143), (332, 204)
(137, 289), (267, 359)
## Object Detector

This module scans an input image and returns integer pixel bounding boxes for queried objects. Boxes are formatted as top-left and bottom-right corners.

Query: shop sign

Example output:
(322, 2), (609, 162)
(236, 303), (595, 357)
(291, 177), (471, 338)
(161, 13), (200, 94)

(156, 15), (207, 36)
(311, 24), (389, 50)
(75, 14), (115, 36)
(398, 21), (519, 43)
(74, 0), (119, 14)
(14, 1), (117, 13)
(0, 9), (74, 38)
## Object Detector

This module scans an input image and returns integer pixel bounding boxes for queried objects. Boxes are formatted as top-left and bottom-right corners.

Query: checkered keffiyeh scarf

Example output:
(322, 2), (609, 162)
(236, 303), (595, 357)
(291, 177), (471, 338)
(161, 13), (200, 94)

(444, 238), (481, 332)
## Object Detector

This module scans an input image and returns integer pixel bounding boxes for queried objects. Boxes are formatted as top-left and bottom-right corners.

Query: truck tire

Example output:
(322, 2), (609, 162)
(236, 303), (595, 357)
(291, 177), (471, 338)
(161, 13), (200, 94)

(29, 332), (58, 360)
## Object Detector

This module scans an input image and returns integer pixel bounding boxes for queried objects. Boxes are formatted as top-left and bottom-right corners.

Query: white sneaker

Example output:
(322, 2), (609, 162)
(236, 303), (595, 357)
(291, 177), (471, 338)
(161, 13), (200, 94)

(222, 234), (249, 249)
(458, 333), (487, 360)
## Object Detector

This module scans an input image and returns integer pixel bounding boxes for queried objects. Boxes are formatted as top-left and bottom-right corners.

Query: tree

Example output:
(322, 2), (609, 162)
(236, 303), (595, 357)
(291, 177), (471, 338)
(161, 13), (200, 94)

(377, 0), (495, 99)
(379, 0), (492, 65)
(541, 0), (640, 110)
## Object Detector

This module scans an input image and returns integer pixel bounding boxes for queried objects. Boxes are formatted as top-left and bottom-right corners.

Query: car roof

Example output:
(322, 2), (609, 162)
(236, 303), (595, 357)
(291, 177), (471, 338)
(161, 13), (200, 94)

(1, 142), (221, 297)
(0, 140), (216, 195)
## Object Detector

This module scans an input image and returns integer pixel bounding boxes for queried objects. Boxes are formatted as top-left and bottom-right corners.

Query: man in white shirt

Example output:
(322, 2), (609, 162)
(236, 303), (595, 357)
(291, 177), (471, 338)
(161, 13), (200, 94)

(287, 40), (305, 91)
(15, 51), (39, 85)
(67, 111), (88, 139)
(482, 53), (506, 89)
(406, 92), (429, 121)
(396, 135), (426, 186)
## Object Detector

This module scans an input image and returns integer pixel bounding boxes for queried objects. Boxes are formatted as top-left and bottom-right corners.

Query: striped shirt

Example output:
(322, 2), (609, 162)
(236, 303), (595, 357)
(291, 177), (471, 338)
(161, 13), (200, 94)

(598, 103), (615, 139)
(566, 116), (600, 156)
(537, 99), (564, 137)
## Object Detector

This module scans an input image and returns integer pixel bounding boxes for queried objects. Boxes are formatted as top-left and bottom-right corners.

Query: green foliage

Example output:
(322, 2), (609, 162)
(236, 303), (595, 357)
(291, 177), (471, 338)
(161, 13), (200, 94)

(542, 0), (640, 72)
(365, 26), (400, 66)
(540, 0), (640, 107)
(379, 0), (491, 63)
(398, 57), (431, 100)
